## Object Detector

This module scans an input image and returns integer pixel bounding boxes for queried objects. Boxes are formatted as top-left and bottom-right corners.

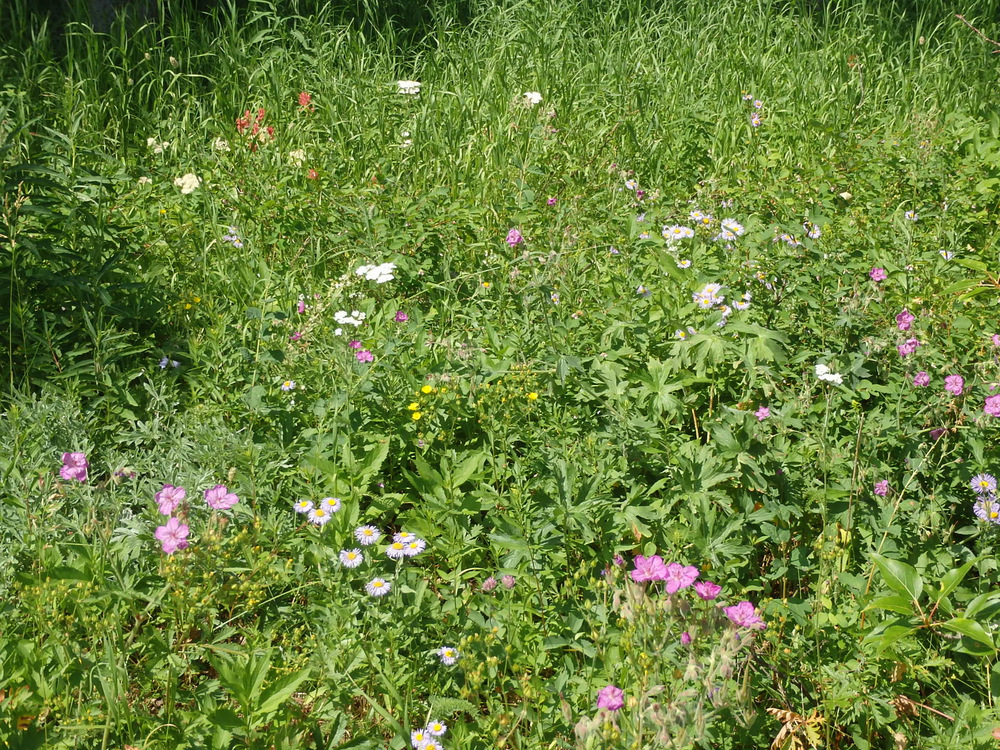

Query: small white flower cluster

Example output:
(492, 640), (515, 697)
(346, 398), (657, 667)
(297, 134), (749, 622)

(212, 137), (230, 152)
(714, 218), (745, 242)
(293, 496), (342, 526)
(397, 80), (421, 95)
(386, 530), (428, 559)
(173, 173), (201, 194)
(662, 225), (695, 242)
(522, 91), (543, 106)
(288, 149), (307, 166)
(689, 210), (713, 226)
(147, 137), (170, 154)
(334, 310), (367, 327)
(815, 363), (844, 385)
(355, 261), (396, 284)
(692, 283), (725, 310)
(411, 720), (448, 749)
(675, 326), (698, 340)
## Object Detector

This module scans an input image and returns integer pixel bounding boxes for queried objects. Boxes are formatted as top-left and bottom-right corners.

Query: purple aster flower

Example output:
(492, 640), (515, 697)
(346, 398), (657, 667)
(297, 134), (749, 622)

(663, 563), (699, 594)
(985, 394), (1000, 417)
(694, 580), (721, 600)
(896, 309), (915, 331)
(724, 601), (766, 630)
(869, 267), (887, 282)
(971, 474), (998, 495)
(945, 374), (964, 396)
(154, 517), (190, 554)
(974, 497), (1000, 524)
(155, 484), (186, 515)
(394, 310), (409, 322)
(505, 228), (524, 246)
(596, 685), (624, 711)
(913, 371), (930, 387)
(754, 405), (770, 421)
(356, 349), (374, 363)
(874, 480), (890, 497)
(204, 484), (239, 510)
(631, 554), (668, 582)
(59, 452), (89, 482)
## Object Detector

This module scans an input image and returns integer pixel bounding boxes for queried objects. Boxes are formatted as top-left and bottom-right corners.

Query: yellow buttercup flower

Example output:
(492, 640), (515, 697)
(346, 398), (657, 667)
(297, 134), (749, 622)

(421, 385), (433, 394)
(412, 412), (422, 420)
(528, 392), (539, 400)
(407, 402), (419, 411)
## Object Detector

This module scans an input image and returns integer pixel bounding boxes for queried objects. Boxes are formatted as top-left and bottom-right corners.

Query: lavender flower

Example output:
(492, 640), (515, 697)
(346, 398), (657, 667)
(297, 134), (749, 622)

(945, 375), (964, 396)
(596, 685), (624, 711)
(874, 480), (890, 497)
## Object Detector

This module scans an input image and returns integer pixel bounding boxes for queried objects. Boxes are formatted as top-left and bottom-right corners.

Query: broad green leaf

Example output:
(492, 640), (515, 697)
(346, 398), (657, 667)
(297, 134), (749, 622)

(936, 561), (975, 605)
(867, 595), (915, 616)
(941, 618), (995, 649)
(871, 553), (923, 602)
(257, 668), (311, 715)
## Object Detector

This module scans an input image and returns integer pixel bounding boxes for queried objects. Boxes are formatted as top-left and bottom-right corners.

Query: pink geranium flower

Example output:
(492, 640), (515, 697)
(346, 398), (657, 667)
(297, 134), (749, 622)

(944, 374), (964, 396)
(985, 394), (1000, 417)
(60, 452), (89, 482)
(155, 484), (186, 515)
(596, 685), (624, 711)
(204, 484), (239, 510)
(694, 580), (721, 600)
(631, 554), (667, 582)
(895, 309), (915, 331)
(663, 563), (699, 594)
(155, 517), (190, 554)
(724, 600), (766, 630)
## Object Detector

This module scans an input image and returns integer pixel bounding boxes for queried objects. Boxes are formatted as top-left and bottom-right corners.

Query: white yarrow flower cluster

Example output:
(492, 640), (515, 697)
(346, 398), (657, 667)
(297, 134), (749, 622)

(522, 91), (543, 106)
(174, 173), (201, 194)
(815, 363), (844, 385)
(147, 137), (170, 154)
(334, 310), (367, 327)
(212, 137), (231, 152)
(355, 262), (396, 284)
(288, 149), (307, 166)
(397, 80), (421, 95)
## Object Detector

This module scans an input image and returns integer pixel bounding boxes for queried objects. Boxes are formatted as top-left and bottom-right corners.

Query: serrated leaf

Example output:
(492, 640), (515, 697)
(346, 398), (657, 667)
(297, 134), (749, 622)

(257, 668), (311, 715)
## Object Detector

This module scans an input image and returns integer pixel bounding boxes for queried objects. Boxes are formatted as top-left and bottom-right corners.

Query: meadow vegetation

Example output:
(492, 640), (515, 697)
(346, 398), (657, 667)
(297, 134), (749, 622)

(2, 0), (1000, 746)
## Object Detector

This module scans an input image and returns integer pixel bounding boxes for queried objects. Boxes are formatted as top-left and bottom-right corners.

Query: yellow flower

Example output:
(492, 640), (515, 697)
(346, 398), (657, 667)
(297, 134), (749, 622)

(184, 303), (192, 309)
(421, 385), (433, 394)
(407, 402), (419, 411)
(528, 392), (539, 400)
(482, 281), (490, 288)
(192, 296), (200, 303)
(412, 412), (422, 420)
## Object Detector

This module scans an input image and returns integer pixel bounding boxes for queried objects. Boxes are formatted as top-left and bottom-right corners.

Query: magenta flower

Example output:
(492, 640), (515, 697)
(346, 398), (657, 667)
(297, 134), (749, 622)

(502, 574), (516, 589)
(945, 374), (964, 396)
(874, 480), (890, 496)
(694, 580), (721, 600)
(481, 576), (498, 592)
(154, 517), (190, 554)
(724, 600), (766, 630)
(59, 452), (89, 482)
(680, 631), (692, 646)
(754, 406), (770, 421)
(596, 685), (624, 711)
(869, 267), (887, 282)
(992, 334), (1000, 347)
(155, 484), (186, 515)
(913, 371), (930, 387)
(897, 338), (920, 357)
(663, 563), (699, 594)
(348, 340), (362, 349)
(896, 309), (915, 331)
(505, 228), (524, 246)
(356, 349), (374, 363)
(985, 394), (1000, 417)
(394, 310), (409, 322)
(631, 554), (668, 582)
(297, 299), (307, 314)
(290, 331), (303, 341)
(547, 197), (557, 206)
(204, 484), (239, 510)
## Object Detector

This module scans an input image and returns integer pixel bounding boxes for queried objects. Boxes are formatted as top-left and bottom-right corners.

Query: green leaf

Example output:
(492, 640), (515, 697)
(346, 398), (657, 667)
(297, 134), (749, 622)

(864, 618), (918, 656)
(941, 618), (995, 649)
(867, 595), (915, 616)
(936, 561), (975, 605)
(871, 553), (923, 602)
(257, 667), (311, 715)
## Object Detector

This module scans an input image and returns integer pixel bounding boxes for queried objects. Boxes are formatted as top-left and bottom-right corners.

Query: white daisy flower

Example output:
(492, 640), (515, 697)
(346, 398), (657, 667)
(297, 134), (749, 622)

(339, 549), (364, 568)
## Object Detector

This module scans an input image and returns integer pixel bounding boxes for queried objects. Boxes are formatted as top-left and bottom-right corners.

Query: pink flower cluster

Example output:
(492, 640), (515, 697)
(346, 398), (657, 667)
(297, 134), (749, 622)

(630, 555), (722, 600)
(896, 309), (915, 331)
(152, 482), (241, 554)
(59, 452), (88, 482)
(897, 338), (920, 357)
(724, 601), (766, 630)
